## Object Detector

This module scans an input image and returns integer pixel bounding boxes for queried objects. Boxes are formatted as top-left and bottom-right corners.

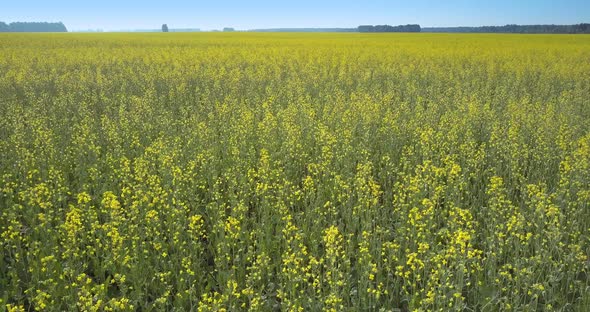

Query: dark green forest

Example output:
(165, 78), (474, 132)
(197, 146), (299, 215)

(0, 22), (68, 32)
(357, 23), (590, 34)
(358, 24), (421, 32)
(422, 23), (590, 34)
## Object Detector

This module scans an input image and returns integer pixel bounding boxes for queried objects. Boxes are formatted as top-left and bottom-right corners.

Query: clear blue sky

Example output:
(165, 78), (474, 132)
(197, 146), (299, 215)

(2, 0), (589, 31)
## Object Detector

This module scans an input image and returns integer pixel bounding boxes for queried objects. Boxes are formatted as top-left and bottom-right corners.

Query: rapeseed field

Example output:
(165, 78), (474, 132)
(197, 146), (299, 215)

(1, 33), (589, 311)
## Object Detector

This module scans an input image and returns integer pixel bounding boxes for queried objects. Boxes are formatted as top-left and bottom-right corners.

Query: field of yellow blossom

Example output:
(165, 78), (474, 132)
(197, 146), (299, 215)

(1, 32), (589, 311)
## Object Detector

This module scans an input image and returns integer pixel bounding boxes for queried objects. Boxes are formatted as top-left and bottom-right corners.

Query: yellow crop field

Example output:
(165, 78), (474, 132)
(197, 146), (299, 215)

(1, 33), (589, 311)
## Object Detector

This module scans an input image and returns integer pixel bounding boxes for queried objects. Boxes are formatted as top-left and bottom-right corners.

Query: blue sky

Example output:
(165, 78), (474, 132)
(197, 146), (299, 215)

(2, 0), (589, 31)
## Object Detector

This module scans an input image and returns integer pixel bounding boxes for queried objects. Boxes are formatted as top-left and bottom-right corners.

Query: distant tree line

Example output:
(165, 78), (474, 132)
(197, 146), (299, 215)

(0, 21), (68, 32)
(422, 24), (590, 34)
(358, 24), (421, 33)
(248, 28), (357, 32)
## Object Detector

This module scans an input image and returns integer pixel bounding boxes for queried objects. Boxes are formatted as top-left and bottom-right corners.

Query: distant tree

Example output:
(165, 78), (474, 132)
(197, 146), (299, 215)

(162, 24), (169, 32)
(223, 27), (235, 32)
(0, 22), (8, 32)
